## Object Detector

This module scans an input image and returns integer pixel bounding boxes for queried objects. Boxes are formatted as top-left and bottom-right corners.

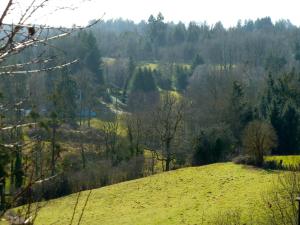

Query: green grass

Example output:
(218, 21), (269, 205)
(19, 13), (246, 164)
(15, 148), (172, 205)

(177, 63), (191, 69)
(28, 163), (279, 224)
(139, 63), (159, 70)
(102, 57), (116, 66)
(90, 118), (127, 137)
(265, 155), (300, 167)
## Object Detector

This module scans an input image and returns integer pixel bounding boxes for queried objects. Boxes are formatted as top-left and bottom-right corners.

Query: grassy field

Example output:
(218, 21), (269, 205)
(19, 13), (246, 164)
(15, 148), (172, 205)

(21, 163), (281, 225)
(139, 62), (159, 70)
(265, 155), (300, 167)
(90, 118), (127, 137)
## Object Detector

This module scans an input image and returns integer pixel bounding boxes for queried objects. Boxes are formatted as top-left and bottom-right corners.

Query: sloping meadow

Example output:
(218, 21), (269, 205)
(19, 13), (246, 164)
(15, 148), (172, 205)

(26, 163), (284, 224)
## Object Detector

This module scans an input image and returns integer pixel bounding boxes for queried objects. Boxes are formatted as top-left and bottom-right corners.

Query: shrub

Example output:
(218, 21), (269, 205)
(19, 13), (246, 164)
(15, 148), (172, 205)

(232, 155), (256, 165)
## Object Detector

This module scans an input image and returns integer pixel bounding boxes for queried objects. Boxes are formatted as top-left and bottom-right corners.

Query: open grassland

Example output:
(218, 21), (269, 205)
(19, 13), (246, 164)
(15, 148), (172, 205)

(29, 163), (279, 225)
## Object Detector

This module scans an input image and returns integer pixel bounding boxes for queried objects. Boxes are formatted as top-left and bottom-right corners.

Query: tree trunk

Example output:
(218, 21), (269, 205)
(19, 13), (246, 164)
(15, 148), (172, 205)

(127, 126), (134, 156)
(0, 182), (4, 210)
(165, 157), (171, 171)
(10, 159), (14, 195)
(151, 152), (155, 174)
(79, 90), (83, 126)
(88, 108), (91, 128)
(165, 140), (171, 171)
(80, 144), (86, 169)
(51, 126), (56, 176)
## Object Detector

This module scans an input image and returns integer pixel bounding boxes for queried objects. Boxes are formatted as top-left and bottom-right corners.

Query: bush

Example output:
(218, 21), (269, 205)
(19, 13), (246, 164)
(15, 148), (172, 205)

(262, 160), (282, 170)
(232, 155), (256, 165)
(262, 171), (300, 224)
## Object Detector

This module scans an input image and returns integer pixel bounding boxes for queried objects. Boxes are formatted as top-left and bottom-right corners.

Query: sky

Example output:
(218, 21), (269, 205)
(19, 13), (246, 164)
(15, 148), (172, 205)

(3, 0), (300, 27)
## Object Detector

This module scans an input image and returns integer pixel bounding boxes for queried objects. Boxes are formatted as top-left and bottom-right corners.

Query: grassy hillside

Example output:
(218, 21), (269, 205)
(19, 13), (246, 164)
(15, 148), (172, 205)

(29, 163), (279, 225)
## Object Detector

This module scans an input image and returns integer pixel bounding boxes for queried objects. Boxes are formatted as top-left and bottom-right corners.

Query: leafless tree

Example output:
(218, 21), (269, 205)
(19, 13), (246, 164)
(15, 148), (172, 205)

(0, 0), (103, 75)
(103, 118), (119, 165)
(242, 120), (277, 166)
(146, 93), (185, 171)
(0, 0), (103, 223)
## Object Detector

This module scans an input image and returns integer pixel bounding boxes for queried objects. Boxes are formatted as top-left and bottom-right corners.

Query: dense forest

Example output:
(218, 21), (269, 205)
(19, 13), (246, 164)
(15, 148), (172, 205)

(1, 4), (300, 224)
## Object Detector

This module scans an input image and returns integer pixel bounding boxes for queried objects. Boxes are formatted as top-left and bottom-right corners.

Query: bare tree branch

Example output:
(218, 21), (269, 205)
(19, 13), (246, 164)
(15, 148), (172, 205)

(0, 0), (13, 27)
(0, 59), (78, 75)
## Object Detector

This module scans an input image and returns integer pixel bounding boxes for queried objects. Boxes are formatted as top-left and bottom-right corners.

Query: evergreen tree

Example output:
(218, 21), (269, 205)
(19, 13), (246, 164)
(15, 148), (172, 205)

(0, 148), (9, 210)
(173, 22), (186, 43)
(14, 148), (23, 189)
(130, 68), (157, 93)
(122, 57), (136, 101)
(128, 68), (158, 111)
(262, 72), (300, 154)
(227, 81), (253, 142)
(187, 22), (200, 42)
(84, 32), (104, 84)
(55, 73), (78, 124)
(192, 53), (205, 70)
(281, 102), (300, 153)
(174, 65), (191, 91)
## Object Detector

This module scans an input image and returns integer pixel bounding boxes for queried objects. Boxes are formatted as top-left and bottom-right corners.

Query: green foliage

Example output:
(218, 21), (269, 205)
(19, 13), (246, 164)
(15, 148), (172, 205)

(153, 68), (172, 90)
(265, 155), (300, 167)
(227, 81), (253, 142)
(147, 13), (167, 47)
(187, 22), (201, 42)
(53, 73), (78, 124)
(294, 42), (300, 61)
(264, 54), (287, 73)
(174, 65), (191, 91)
(172, 22), (186, 43)
(122, 57), (136, 101)
(192, 126), (234, 165)
(130, 68), (157, 93)
(192, 53), (205, 69)
(14, 149), (23, 189)
(261, 72), (300, 154)
(0, 148), (10, 210)
(76, 31), (104, 84)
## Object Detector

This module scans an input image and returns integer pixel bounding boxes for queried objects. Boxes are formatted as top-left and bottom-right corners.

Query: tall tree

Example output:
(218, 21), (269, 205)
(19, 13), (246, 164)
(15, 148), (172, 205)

(242, 120), (277, 166)
(227, 81), (253, 142)
(147, 93), (185, 171)
(55, 72), (78, 125)
(128, 68), (159, 111)
(262, 72), (300, 154)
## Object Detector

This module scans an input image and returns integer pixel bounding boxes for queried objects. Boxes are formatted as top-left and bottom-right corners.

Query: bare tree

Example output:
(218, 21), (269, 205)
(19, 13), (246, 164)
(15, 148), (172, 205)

(242, 120), (277, 166)
(103, 119), (119, 165)
(146, 93), (185, 171)
(0, 0), (103, 75)
(0, 0), (102, 222)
